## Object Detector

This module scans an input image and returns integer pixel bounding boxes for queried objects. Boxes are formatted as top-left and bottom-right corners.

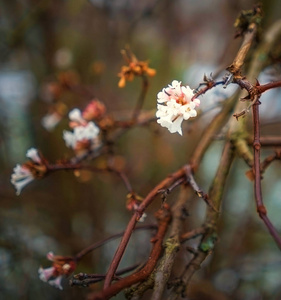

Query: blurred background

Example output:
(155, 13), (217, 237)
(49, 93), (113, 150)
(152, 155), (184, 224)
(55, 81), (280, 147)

(1, 0), (281, 299)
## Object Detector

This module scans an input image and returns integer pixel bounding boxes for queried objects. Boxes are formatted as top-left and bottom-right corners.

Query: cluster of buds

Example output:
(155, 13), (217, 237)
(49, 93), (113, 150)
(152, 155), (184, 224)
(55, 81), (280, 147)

(39, 252), (76, 290)
(118, 48), (156, 88)
(63, 101), (105, 157)
(156, 80), (200, 135)
(11, 148), (47, 195)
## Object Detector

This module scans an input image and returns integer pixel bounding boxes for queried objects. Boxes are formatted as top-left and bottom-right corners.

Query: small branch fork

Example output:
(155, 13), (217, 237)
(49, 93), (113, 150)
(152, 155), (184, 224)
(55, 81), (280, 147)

(259, 150), (281, 174)
(74, 225), (158, 262)
(87, 205), (172, 300)
(233, 79), (281, 120)
(102, 166), (189, 290)
(75, 164), (210, 298)
(184, 165), (218, 212)
(192, 75), (225, 101)
(70, 264), (140, 287)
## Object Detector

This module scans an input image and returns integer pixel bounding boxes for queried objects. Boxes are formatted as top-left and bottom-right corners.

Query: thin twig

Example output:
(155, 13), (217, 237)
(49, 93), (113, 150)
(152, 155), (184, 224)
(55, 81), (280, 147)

(75, 224), (157, 261)
(192, 80), (225, 101)
(132, 75), (149, 121)
(184, 165), (218, 212)
(88, 205), (171, 300)
(257, 80), (281, 93)
(190, 92), (238, 170)
(180, 226), (206, 243)
(70, 264), (140, 287)
(168, 142), (234, 299)
(260, 150), (281, 173)
(47, 163), (133, 193)
(103, 166), (188, 289)
(250, 136), (281, 147)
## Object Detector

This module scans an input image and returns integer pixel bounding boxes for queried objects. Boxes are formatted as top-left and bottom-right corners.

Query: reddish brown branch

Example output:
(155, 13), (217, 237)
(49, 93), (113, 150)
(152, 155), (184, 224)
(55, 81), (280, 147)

(70, 264), (140, 287)
(248, 136), (281, 147)
(180, 226), (206, 243)
(103, 166), (188, 289)
(132, 75), (149, 121)
(252, 100), (281, 250)
(47, 163), (133, 193)
(191, 79), (224, 101)
(74, 224), (157, 261)
(260, 150), (281, 173)
(88, 205), (171, 300)
(257, 80), (281, 94)
(103, 214), (138, 289)
(184, 165), (218, 212)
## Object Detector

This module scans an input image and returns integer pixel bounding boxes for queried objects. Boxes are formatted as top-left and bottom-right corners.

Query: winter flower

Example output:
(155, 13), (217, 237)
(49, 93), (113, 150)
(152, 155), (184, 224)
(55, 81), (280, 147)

(68, 108), (87, 128)
(82, 99), (106, 121)
(41, 103), (67, 131)
(11, 148), (47, 195)
(11, 164), (34, 195)
(38, 252), (76, 290)
(42, 111), (62, 131)
(26, 148), (42, 164)
(63, 121), (100, 155)
(118, 47), (156, 88)
(156, 80), (200, 135)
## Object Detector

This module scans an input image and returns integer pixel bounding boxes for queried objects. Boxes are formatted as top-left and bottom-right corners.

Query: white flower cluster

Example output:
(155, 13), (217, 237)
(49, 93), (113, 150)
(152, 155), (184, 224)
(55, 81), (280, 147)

(38, 266), (63, 290)
(38, 252), (63, 290)
(41, 112), (62, 131)
(63, 108), (100, 153)
(156, 80), (200, 135)
(11, 148), (42, 195)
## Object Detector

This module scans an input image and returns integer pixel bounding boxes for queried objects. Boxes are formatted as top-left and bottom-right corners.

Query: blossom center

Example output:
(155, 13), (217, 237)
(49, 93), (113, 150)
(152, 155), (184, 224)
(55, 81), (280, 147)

(176, 94), (186, 105)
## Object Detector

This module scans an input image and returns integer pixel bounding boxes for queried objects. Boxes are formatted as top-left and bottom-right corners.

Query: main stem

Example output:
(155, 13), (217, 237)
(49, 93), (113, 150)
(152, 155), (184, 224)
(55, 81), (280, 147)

(252, 101), (281, 250)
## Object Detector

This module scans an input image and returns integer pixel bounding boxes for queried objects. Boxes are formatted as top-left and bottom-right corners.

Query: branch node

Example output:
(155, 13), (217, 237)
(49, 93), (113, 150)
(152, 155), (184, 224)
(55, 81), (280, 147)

(257, 205), (267, 216)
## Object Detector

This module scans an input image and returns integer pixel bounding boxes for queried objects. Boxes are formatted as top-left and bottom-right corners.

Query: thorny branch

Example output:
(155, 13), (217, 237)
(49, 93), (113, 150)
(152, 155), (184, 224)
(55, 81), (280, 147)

(74, 225), (158, 262)
(226, 8), (281, 251)
(168, 142), (234, 299)
(12, 4), (281, 299)
(252, 100), (281, 250)
(88, 14), (281, 296)
(88, 205), (171, 300)
(103, 167), (189, 289)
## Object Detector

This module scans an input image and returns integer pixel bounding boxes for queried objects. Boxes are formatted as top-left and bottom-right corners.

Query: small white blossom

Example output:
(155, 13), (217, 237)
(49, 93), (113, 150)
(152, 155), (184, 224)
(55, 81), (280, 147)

(48, 276), (63, 290)
(26, 148), (41, 164)
(63, 121), (100, 150)
(38, 266), (56, 282)
(69, 108), (85, 124)
(41, 112), (62, 131)
(38, 267), (63, 290)
(156, 80), (200, 135)
(38, 251), (76, 290)
(11, 164), (34, 195)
